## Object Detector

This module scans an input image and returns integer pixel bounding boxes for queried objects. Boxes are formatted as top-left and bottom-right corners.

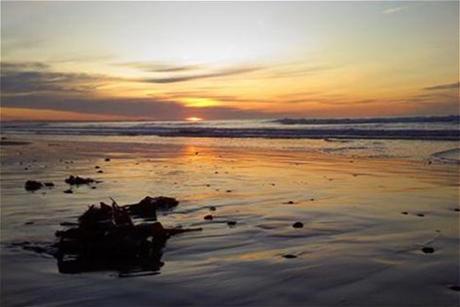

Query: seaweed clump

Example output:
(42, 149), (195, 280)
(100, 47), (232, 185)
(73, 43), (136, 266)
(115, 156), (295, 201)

(55, 196), (200, 277)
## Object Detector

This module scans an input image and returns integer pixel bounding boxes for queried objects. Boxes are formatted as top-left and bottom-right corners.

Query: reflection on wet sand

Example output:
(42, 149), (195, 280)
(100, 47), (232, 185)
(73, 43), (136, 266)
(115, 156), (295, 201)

(1, 137), (459, 306)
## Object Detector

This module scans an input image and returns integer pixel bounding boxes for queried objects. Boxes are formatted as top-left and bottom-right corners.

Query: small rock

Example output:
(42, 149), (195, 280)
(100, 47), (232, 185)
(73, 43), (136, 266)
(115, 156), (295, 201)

(285, 201), (294, 205)
(401, 211), (408, 215)
(65, 175), (95, 185)
(204, 215), (213, 221)
(449, 285), (460, 291)
(24, 221), (34, 225)
(453, 208), (460, 212)
(63, 189), (73, 194)
(25, 180), (43, 191)
(282, 254), (297, 259)
(44, 182), (55, 187)
(105, 158), (111, 162)
(97, 170), (104, 174)
(421, 247), (435, 254)
(95, 166), (100, 169)
(416, 213), (425, 217)
(209, 206), (216, 211)
(292, 222), (303, 229)
(226, 190), (232, 193)
(227, 221), (237, 226)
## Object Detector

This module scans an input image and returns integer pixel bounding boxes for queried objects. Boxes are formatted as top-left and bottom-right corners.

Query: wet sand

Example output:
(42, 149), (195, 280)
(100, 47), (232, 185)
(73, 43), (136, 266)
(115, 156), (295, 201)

(1, 137), (459, 306)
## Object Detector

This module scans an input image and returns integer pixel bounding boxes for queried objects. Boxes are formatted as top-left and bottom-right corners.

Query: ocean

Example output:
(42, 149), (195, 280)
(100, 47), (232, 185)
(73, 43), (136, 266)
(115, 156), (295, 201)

(2, 115), (459, 140)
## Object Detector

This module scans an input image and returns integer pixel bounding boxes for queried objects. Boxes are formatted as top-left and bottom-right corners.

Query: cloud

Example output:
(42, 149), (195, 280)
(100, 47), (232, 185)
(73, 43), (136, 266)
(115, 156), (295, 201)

(1, 61), (119, 95)
(117, 61), (202, 73)
(382, 7), (406, 15)
(0, 61), (269, 119)
(423, 82), (460, 91)
(1, 94), (267, 120)
(141, 66), (262, 84)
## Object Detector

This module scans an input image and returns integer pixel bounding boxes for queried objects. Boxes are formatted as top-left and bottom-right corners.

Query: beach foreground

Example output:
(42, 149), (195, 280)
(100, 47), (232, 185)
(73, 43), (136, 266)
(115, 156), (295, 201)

(1, 136), (459, 306)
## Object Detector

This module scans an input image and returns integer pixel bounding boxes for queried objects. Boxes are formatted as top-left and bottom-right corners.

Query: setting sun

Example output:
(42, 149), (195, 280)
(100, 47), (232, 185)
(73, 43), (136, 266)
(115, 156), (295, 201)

(185, 116), (203, 122)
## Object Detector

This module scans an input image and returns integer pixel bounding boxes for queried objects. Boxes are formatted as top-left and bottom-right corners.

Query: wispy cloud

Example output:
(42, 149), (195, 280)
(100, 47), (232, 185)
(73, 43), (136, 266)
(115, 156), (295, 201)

(117, 61), (202, 73)
(423, 82), (459, 91)
(1, 61), (118, 95)
(141, 66), (262, 84)
(382, 7), (406, 15)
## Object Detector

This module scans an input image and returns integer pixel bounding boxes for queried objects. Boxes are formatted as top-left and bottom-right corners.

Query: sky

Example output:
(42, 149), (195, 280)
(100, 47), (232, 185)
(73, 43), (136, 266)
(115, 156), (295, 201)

(1, 1), (459, 121)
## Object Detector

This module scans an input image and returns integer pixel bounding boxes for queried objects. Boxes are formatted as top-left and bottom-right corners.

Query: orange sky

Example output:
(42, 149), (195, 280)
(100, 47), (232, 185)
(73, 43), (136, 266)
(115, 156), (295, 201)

(1, 2), (459, 121)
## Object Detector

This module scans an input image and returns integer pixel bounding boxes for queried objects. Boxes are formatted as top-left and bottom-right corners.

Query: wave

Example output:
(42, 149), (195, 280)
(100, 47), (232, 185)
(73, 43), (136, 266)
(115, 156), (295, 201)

(431, 148), (460, 163)
(273, 115), (460, 125)
(2, 125), (459, 140)
(2, 116), (459, 140)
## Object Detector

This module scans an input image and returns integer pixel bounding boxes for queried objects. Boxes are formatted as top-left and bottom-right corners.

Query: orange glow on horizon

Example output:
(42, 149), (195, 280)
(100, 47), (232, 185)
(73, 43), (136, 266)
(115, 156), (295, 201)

(185, 116), (203, 122)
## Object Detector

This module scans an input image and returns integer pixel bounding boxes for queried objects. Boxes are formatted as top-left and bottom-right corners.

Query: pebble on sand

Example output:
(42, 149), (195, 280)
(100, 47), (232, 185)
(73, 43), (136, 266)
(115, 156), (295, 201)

(282, 254), (297, 259)
(63, 189), (73, 194)
(421, 247), (435, 254)
(209, 206), (216, 211)
(401, 211), (408, 215)
(204, 214), (213, 221)
(227, 221), (237, 226)
(65, 175), (95, 185)
(292, 222), (303, 228)
(24, 180), (43, 191)
(416, 213), (425, 217)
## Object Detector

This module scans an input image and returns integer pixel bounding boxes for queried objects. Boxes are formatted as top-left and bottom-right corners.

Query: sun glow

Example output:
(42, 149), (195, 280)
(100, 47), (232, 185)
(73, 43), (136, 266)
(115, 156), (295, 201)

(182, 98), (220, 108)
(185, 116), (203, 122)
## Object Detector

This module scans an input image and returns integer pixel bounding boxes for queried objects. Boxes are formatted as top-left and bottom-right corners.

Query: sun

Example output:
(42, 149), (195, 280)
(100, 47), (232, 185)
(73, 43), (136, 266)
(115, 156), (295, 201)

(185, 116), (203, 122)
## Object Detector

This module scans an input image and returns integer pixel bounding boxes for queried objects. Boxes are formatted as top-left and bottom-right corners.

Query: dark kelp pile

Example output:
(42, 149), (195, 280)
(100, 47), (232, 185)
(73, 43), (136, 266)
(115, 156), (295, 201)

(54, 196), (201, 277)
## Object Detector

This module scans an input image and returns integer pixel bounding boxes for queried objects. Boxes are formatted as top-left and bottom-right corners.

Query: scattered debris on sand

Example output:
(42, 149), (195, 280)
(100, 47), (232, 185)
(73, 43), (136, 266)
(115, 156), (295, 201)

(54, 196), (201, 276)
(24, 180), (43, 191)
(65, 175), (96, 185)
